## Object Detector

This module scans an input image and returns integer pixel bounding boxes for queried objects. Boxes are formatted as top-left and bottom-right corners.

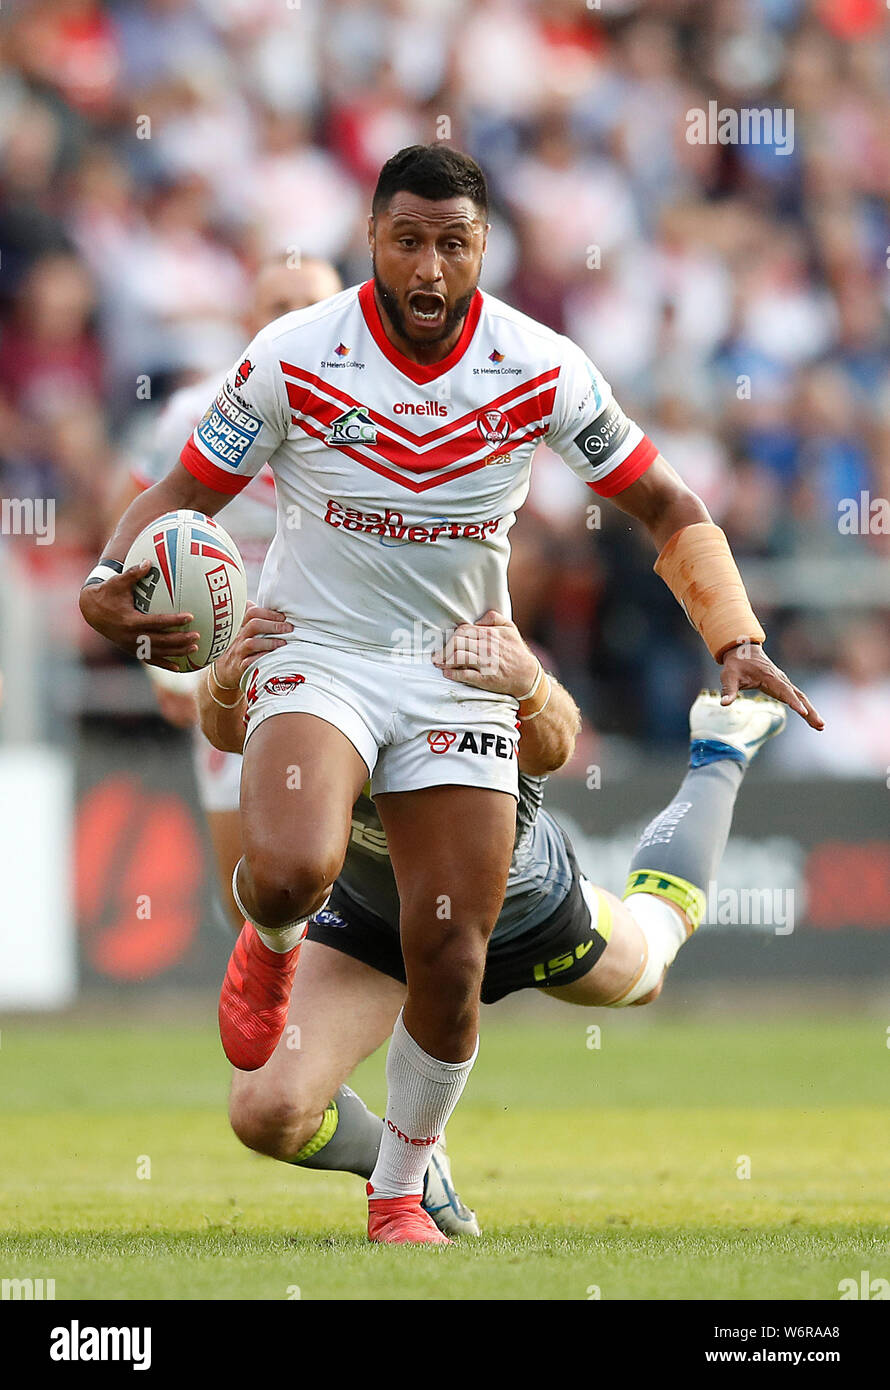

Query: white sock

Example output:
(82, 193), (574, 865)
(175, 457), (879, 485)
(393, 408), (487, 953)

(368, 1010), (479, 1199)
(255, 921), (310, 953)
(610, 892), (688, 1006)
(232, 859), (327, 953)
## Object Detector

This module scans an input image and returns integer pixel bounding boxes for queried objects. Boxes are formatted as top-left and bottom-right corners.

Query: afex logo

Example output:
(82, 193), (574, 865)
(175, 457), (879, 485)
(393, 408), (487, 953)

(427, 731), (458, 754)
(427, 729), (517, 759)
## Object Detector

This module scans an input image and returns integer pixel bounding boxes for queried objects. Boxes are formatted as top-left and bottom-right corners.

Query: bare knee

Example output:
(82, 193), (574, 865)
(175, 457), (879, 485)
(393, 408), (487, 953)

(241, 851), (338, 930)
(402, 922), (490, 1032)
(229, 1085), (326, 1160)
(405, 917), (488, 985)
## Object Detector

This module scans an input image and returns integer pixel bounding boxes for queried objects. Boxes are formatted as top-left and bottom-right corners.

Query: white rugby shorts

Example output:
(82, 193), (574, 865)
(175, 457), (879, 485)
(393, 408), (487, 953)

(240, 640), (520, 799)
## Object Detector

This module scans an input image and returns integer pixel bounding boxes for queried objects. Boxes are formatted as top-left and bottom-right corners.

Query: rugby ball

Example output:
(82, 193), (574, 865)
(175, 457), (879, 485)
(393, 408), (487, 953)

(124, 510), (247, 672)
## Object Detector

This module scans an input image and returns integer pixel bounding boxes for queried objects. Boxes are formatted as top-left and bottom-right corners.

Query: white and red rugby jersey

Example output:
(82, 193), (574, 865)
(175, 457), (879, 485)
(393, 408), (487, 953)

(131, 371), (277, 598)
(180, 280), (657, 653)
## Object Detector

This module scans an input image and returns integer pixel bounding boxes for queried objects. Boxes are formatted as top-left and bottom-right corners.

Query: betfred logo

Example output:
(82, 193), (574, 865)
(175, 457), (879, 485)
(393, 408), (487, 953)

(476, 408), (510, 446)
(205, 565), (235, 660)
(427, 729), (517, 760)
(264, 674), (306, 696)
(386, 1121), (440, 1147)
(392, 401), (449, 417)
(427, 730), (458, 754)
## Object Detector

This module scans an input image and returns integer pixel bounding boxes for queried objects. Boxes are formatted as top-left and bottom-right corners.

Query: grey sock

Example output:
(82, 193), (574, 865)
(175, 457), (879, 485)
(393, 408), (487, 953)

(627, 759), (745, 891)
(290, 1084), (383, 1180)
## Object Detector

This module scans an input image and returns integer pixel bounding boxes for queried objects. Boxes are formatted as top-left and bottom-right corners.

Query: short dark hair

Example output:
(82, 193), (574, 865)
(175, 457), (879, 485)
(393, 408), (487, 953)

(372, 145), (489, 219)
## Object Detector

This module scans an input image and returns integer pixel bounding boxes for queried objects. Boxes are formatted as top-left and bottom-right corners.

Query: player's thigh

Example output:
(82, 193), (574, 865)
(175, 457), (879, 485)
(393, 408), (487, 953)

(542, 888), (647, 1006)
(239, 712), (368, 881)
(376, 784), (516, 930)
(229, 939), (405, 1118)
(204, 809), (243, 932)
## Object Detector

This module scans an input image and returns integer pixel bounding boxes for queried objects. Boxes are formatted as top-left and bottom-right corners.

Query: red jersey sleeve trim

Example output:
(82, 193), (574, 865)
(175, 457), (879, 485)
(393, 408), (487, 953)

(587, 435), (658, 498)
(179, 437), (253, 496)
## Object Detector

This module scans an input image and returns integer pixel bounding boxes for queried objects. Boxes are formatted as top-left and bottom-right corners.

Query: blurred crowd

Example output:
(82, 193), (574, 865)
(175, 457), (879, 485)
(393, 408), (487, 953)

(2, 0), (890, 767)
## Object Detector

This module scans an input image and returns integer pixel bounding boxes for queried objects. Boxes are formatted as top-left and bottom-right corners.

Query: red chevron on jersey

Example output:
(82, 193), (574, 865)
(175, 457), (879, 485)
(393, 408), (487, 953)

(281, 369), (558, 481)
(289, 390), (553, 478)
(293, 416), (543, 493)
(280, 361), (560, 446)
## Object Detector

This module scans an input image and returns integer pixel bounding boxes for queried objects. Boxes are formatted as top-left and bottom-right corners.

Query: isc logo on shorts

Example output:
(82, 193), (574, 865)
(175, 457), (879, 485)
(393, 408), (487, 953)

(427, 729), (517, 759)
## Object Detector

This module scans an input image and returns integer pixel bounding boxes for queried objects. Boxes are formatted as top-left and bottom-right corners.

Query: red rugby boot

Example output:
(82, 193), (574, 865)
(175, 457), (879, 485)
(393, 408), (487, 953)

(218, 921), (302, 1071)
(366, 1185), (452, 1246)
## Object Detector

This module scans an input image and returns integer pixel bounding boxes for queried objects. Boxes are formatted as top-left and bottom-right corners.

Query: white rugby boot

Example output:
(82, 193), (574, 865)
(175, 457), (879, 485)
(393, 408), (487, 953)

(689, 690), (787, 767)
(422, 1136), (481, 1238)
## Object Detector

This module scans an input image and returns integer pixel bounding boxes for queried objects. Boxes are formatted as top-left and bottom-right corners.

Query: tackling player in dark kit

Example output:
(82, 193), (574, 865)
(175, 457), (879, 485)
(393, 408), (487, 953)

(197, 600), (791, 1237)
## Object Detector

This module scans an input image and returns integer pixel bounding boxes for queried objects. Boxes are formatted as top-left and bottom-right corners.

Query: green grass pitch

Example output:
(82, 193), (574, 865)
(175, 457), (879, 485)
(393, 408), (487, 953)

(1, 1006), (888, 1300)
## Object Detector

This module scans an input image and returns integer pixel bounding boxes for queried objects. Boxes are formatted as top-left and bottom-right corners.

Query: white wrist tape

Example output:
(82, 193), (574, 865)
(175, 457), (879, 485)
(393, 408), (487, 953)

(516, 660), (543, 702)
(82, 559), (124, 589)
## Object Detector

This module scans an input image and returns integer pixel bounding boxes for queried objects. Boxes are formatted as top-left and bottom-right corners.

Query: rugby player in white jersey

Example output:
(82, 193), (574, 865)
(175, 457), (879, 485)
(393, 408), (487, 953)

(109, 257), (342, 928)
(80, 145), (822, 1245)
(198, 600), (791, 1238)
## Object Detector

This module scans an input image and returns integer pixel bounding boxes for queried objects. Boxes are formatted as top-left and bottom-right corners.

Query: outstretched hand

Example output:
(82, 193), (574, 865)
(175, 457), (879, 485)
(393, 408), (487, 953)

(720, 643), (824, 730)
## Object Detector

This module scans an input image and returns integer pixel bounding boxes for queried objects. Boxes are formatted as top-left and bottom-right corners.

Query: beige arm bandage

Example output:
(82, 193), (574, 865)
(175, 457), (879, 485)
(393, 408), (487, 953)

(654, 522), (766, 663)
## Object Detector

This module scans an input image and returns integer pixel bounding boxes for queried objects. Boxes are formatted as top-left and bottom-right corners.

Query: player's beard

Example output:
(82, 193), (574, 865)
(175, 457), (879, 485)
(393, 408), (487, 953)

(373, 263), (477, 345)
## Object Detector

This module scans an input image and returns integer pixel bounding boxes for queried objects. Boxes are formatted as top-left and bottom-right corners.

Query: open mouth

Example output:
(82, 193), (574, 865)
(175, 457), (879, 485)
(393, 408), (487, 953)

(407, 291), (447, 328)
